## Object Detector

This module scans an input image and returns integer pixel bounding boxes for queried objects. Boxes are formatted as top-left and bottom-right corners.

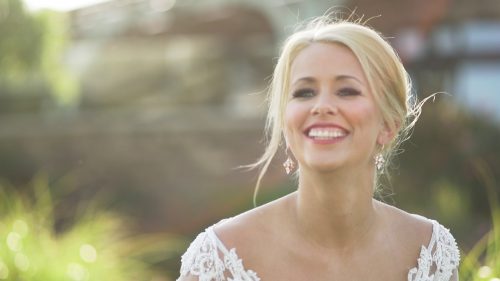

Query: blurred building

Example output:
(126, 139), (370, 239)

(57, 0), (346, 232)
(67, 0), (500, 122)
(53, 0), (346, 233)
(350, 0), (500, 121)
(66, 0), (340, 110)
(3, 0), (499, 235)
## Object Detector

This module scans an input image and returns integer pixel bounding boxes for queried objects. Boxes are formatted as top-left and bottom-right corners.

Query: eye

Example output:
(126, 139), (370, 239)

(338, 87), (361, 96)
(292, 88), (315, 99)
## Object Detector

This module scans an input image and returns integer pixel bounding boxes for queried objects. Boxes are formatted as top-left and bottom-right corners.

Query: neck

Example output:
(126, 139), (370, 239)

(290, 166), (380, 251)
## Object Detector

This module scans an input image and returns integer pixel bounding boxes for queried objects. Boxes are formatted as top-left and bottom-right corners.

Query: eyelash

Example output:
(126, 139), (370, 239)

(338, 88), (361, 96)
(291, 88), (361, 98)
(292, 88), (315, 98)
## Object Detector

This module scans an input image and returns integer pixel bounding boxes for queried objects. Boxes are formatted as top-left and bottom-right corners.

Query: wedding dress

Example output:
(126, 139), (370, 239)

(177, 218), (460, 281)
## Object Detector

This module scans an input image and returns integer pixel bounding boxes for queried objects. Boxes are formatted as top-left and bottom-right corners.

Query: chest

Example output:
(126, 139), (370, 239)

(251, 258), (411, 281)
(243, 237), (418, 281)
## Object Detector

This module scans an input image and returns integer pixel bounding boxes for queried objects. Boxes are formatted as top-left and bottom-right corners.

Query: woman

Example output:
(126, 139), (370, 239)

(177, 16), (460, 281)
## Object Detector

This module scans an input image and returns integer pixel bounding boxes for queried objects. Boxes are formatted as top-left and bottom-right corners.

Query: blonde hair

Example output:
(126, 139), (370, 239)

(249, 15), (425, 205)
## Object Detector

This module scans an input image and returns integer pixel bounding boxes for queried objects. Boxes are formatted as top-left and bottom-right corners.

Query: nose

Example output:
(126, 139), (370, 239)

(311, 94), (337, 115)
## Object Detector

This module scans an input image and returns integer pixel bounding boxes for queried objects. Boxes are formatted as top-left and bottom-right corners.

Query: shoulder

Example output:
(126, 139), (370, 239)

(178, 229), (224, 280)
(211, 194), (292, 268)
(213, 194), (291, 247)
(377, 202), (460, 280)
(377, 201), (435, 249)
(379, 201), (460, 254)
(423, 217), (461, 266)
(177, 221), (261, 281)
(409, 216), (460, 281)
(177, 196), (288, 281)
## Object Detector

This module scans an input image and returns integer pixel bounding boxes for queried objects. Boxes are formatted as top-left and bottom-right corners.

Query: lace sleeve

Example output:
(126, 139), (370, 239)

(177, 231), (226, 281)
(177, 225), (260, 281)
(408, 221), (461, 281)
(432, 223), (460, 281)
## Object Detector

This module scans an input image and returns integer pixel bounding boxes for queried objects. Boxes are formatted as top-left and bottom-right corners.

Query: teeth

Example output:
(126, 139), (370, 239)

(308, 128), (346, 139)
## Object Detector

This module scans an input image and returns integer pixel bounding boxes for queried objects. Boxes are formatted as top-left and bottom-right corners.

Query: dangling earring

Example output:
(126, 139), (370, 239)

(375, 154), (385, 173)
(283, 147), (295, 175)
(374, 145), (385, 173)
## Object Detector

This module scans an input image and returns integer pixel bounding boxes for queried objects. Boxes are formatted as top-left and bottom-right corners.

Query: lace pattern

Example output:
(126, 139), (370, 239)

(178, 227), (260, 281)
(408, 221), (460, 281)
(179, 219), (459, 281)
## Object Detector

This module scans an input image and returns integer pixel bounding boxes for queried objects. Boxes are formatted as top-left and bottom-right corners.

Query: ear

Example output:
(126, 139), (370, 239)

(377, 121), (397, 146)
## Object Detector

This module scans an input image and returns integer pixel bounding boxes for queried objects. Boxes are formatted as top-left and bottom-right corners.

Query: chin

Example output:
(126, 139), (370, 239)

(305, 161), (342, 173)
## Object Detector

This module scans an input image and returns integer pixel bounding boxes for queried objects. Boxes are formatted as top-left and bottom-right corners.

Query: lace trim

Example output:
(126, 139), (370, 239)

(178, 226), (260, 281)
(179, 219), (459, 281)
(407, 220), (460, 281)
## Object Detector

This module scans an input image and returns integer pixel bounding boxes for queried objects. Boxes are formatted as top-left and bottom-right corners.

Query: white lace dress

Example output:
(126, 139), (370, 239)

(177, 218), (460, 281)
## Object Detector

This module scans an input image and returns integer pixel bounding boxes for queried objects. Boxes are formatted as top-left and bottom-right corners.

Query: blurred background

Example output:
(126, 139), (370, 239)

(0, 0), (499, 280)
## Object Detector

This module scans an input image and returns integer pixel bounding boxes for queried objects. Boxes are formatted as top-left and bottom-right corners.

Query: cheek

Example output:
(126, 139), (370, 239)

(283, 102), (310, 149)
(284, 103), (305, 133)
(348, 101), (382, 134)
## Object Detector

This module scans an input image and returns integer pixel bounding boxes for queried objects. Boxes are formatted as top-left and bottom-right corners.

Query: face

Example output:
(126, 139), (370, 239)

(285, 42), (392, 173)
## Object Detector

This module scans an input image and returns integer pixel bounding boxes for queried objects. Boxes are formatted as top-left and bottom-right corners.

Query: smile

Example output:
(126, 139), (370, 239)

(306, 127), (348, 140)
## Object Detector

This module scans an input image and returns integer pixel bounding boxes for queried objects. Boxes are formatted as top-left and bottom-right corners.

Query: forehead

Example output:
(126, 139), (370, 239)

(290, 42), (367, 85)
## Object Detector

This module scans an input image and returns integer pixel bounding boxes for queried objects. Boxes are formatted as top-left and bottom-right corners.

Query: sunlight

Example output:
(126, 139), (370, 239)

(23, 0), (111, 11)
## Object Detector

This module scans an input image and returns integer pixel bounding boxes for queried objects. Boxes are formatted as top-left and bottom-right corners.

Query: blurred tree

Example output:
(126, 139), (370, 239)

(0, 0), (78, 112)
(389, 99), (500, 249)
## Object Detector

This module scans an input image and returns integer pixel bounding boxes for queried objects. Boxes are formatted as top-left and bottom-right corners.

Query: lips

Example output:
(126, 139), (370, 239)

(304, 124), (349, 141)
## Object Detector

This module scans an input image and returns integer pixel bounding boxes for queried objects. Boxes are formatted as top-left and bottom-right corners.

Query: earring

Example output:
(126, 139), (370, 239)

(375, 144), (385, 173)
(375, 154), (385, 173)
(283, 147), (295, 175)
(283, 157), (295, 175)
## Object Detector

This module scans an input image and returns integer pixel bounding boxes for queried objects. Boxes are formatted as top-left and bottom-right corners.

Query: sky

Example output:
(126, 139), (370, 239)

(23, 0), (111, 11)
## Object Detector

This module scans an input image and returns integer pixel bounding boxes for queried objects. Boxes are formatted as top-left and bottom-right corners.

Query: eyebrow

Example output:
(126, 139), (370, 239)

(292, 75), (364, 86)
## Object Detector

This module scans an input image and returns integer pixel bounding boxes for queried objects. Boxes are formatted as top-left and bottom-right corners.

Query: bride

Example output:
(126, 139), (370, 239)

(177, 16), (460, 281)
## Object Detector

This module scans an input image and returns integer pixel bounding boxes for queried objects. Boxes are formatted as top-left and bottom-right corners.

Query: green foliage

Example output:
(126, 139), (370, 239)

(0, 175), (185, 281)
(392, 99), (500, 234)
(0, 0), (78, 110)
(34, 10), (79, 107)
(0, 0), (43, 79)
(459, 160), (500, 281)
